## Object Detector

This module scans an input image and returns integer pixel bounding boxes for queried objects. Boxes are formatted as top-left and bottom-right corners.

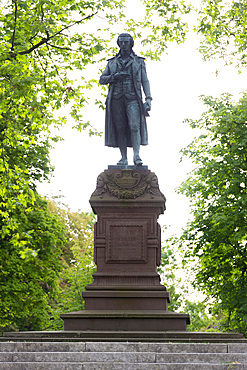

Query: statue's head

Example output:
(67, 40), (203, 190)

(117, 33), (134, 52)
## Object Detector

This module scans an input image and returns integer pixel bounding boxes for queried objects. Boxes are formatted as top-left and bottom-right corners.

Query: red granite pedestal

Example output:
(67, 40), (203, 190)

(61, 167), (190, 333)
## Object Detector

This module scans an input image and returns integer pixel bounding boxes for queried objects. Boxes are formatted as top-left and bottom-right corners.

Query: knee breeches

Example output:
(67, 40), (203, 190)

(112, 97), (141, 134)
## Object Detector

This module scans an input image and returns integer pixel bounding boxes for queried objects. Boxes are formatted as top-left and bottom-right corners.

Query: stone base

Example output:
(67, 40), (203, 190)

(61, 310), (190, 332)
(61, 168), (191, 335)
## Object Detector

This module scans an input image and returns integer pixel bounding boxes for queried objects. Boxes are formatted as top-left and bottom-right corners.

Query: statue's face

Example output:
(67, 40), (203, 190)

(118, 37), (131, 54)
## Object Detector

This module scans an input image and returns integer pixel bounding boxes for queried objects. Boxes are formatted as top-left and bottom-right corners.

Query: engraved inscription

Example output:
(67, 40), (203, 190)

(106, 222), (147, 263)
(111, 226), (142, 259)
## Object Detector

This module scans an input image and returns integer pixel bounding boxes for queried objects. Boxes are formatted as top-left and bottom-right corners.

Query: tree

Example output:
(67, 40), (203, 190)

(0, 195), (65, 332)
(0, 198), (97, 332)
(182, 0), (247, 334)
(178, 93), (247, 335)
(196, 0), (247, 68)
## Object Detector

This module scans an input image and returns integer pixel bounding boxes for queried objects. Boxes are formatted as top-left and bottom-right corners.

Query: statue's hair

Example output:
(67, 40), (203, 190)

(117, 33), (134, 48)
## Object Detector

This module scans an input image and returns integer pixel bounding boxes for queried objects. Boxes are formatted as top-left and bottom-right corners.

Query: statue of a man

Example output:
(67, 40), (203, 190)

(99, 33), (152, 166)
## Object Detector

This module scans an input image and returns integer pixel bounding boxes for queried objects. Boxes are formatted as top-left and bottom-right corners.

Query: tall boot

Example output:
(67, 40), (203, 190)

(131, 130), (142, 165)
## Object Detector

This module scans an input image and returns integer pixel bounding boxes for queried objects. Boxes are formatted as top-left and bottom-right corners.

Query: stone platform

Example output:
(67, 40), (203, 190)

(1, 330), (245, 343)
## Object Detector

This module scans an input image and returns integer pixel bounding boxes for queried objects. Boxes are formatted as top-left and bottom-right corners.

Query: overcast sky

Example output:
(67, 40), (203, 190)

(38, 2), (247, 239)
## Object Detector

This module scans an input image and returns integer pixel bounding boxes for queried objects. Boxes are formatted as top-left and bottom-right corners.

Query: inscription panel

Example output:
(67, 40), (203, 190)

(106, 221), (147, 263)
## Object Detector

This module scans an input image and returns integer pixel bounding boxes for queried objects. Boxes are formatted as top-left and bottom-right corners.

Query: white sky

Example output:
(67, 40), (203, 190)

(38, 1), (247, 240)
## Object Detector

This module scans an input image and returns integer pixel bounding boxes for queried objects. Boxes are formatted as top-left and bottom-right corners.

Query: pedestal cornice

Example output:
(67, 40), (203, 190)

(89, 168), (166, 214)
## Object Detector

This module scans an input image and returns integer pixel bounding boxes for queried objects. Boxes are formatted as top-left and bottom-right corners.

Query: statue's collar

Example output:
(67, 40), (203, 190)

(116, 52), (134, 69)
(116, 52), (134, 61)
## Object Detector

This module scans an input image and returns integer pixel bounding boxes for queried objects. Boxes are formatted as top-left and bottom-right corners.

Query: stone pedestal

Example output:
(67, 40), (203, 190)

(61, 167), (190, 333)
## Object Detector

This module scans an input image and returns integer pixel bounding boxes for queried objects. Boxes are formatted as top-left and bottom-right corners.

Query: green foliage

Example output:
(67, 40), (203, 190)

(184, 300), (218, 332)
(47, 201), (96, 330)
(197, 0), (247, 67)
(179, 93), (247, 335)
(0, 195), (65, 332)
(0, 198), (96, 332)
(126, 0), (191, 60)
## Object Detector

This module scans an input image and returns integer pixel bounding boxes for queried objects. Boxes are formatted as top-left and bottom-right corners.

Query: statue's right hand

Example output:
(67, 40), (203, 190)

(114, 72), (129, 81)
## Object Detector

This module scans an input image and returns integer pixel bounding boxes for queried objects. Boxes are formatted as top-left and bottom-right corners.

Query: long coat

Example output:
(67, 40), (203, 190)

(99, 53), (151, 148)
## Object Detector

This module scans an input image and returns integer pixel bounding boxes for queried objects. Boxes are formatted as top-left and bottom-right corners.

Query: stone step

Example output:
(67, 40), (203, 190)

(1, 351), (247, 363)
(1, 341), (247, 369)
(0, 342), (86, 352)
(0, 363), (244, 370)
(1, 341), (247, 353)
(85, 342), (247, 353)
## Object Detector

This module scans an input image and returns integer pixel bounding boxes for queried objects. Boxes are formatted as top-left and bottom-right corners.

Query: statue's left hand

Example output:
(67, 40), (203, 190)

(144, 98), (151, 116)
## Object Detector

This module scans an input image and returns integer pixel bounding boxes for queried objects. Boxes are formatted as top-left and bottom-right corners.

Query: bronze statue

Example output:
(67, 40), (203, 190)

(99, 33), (152, 166)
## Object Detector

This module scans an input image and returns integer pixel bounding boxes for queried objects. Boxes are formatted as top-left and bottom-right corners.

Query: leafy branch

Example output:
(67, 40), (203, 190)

(47, 43), (79, 53)
(7, 12), (97, 59)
